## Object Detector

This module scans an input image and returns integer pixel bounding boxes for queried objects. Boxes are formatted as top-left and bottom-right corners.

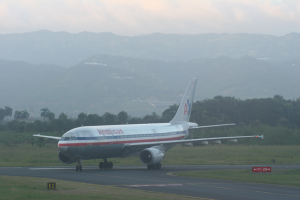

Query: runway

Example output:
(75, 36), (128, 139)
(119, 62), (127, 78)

(1, 165), (300, 200)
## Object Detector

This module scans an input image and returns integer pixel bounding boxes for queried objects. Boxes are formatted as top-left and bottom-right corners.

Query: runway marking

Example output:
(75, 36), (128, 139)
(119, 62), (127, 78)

(69, 170), (300, 199)
(168, 171), (300, 198)
(72, 172), (213, 200)
(167, 172), (177, 176)
(126, 184), (183, 187)
(29, 168), (73, 170)
(77, 171), (178, 184)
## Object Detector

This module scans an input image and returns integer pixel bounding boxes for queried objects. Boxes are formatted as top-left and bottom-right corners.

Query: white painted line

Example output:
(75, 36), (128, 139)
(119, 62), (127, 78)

(29, 168), (73, 170)
(126, 184), (183, 187)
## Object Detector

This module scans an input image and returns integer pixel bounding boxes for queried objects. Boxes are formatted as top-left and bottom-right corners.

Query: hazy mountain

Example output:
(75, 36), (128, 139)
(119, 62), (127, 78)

(0, 30), (299, 67)
(84, 55), (300, 101)
(0, 55), (299, 117)
(0, 59), (65, 113)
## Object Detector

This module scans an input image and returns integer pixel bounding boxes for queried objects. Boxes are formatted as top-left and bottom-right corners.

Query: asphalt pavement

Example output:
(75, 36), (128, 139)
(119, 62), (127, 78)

(1, 164), (300, 200)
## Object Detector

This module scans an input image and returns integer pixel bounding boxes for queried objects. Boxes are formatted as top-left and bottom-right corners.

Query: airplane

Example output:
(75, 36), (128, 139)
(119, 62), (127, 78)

(33, 78), (263, 171)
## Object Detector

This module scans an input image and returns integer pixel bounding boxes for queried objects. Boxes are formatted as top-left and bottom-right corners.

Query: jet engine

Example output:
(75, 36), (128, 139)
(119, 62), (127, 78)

(140, 148), (165, 165)
(58, 152), (76, 164)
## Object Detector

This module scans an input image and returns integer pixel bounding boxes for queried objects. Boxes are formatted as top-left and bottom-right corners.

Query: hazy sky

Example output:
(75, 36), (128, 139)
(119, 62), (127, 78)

(0, 0), (299, 36)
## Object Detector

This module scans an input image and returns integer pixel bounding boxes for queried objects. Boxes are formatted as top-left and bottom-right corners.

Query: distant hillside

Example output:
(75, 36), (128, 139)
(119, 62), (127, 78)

(0, 56), (299, 117)
(0, 59), (65, 113)
(0, 30), (299, 67)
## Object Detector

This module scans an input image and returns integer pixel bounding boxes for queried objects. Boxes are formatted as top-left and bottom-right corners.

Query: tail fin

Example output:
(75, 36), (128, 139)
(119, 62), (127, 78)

(169, 78), (197, 124)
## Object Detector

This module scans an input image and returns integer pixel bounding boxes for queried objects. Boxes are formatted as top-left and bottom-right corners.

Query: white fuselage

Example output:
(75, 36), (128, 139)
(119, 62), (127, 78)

(58, 123), (190, 159)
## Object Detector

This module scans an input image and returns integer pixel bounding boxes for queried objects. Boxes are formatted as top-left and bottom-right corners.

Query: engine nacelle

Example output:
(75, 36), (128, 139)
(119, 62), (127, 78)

(140, 148), (165, 165)
(58, 152), (76, 164)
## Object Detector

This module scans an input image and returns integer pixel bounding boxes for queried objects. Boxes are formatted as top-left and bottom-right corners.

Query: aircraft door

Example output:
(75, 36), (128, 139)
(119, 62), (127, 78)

(152, 129), (158, 142)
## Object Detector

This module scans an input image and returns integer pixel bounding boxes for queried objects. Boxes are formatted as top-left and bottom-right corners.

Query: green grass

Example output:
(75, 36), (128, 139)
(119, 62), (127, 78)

(175, 169), (300, 187)
(0, 176), (198, 200)
(0, 144), (299, 167)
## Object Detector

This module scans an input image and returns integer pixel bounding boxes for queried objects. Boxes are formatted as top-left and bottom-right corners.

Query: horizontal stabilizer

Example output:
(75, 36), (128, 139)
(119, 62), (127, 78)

(33, 134), (61, 140)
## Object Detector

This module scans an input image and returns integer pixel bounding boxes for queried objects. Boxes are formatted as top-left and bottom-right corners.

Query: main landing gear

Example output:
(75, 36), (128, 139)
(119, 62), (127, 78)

(99, 158), (113, 169)
(76, 159), (82, 172)
(147, 163), (161, 170)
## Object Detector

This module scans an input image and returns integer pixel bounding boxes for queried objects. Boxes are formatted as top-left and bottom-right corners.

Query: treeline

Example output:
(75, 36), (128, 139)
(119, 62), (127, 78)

(189, 95), (300, 129)
(0, 95), (299, 134)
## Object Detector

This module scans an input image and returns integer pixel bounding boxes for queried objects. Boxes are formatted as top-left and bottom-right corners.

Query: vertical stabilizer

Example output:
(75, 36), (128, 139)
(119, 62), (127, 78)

(170, 78), (197, 123)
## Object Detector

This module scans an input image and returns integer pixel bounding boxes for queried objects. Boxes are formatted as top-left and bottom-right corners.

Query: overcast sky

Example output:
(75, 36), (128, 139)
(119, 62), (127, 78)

(0, 0), (299, 36)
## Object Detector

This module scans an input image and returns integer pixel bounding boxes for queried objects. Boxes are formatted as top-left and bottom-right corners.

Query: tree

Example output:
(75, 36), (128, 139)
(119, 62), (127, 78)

(47, 112), (55, 121)
(129, 117), (143, 124)
(103, 112), (117, 125)
(249, 120), (261, 128)
(117, 111), (128, 124)
(0, 108), (4, 121)
(76, 112), (87, 126)
(14, 111), (22, 120)
(86, 114), (103, 126)
(40, 108), (50, 121)
(21, 110), (29, 120)
(59, 113), (68, 121)
(78, 112), (87, 121)
(161, 104), (178, 122)
(277, 117), (289, 128)
(143, 112), (159, 123)
(4, 106), (13, 118)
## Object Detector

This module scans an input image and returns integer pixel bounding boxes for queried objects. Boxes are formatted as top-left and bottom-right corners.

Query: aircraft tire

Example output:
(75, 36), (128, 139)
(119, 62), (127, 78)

(76, 166), (78, 171)
(156, 163), (161, 169)
(99, 162), (104, 169)
(79, 166), (82, 172)
(104, 162), (108, 169)
(147, 164), (152, 169)
(108, 162), (113, 169)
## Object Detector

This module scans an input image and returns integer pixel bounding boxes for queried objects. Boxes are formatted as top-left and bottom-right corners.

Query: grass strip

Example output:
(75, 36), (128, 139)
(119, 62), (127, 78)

(0, 175), (207, 200)
(0, 144), (300, 167)
(175, 169), (300, 187)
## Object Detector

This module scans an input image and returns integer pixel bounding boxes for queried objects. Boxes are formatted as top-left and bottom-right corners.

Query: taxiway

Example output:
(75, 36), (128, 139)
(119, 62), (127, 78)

(1, 165), (300, 200)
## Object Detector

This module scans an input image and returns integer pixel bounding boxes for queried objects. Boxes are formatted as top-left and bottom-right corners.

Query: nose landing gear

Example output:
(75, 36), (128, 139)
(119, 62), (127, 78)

(76, 159), (82, 172)
(99, 158), (113, 169)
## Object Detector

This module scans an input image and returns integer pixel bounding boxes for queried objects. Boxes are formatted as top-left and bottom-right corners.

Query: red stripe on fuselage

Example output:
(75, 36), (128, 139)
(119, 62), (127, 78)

(58, 136), (185, 147)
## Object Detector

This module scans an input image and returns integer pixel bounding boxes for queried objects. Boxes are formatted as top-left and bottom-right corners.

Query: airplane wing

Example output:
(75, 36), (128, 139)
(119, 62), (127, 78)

(33, 134), (61, 140)
(189, 123), (235, 130)
(124, 135), (263, 148)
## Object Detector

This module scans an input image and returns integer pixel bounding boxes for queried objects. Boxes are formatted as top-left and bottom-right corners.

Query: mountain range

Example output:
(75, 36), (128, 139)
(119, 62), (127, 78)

(0, 30), (299, 67)
(1, 55), (299, 117)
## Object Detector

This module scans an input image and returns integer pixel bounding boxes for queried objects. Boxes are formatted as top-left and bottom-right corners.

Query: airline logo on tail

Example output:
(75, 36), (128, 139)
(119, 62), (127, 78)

(184, 99), (192, 115)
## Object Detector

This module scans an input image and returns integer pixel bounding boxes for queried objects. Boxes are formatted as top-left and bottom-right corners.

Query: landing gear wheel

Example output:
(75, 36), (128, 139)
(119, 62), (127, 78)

(108, 162), (113, 169)
(104, 162), (108, 169)
(99, 162), (104, 169)
(76, 159), (82, 172)
(147, 164), (154, 169)
(156, 163), (161, 169)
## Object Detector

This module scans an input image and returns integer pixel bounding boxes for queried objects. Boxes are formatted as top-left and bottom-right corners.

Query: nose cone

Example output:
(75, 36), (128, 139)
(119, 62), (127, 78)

(58, 142), (68, 153)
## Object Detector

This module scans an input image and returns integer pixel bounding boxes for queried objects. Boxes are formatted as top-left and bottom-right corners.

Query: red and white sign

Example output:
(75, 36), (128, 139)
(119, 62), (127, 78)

(252, 167), (271, 172)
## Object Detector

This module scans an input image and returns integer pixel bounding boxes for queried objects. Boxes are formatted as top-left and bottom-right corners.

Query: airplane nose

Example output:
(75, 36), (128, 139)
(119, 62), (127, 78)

(58, 143), (68, 153)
